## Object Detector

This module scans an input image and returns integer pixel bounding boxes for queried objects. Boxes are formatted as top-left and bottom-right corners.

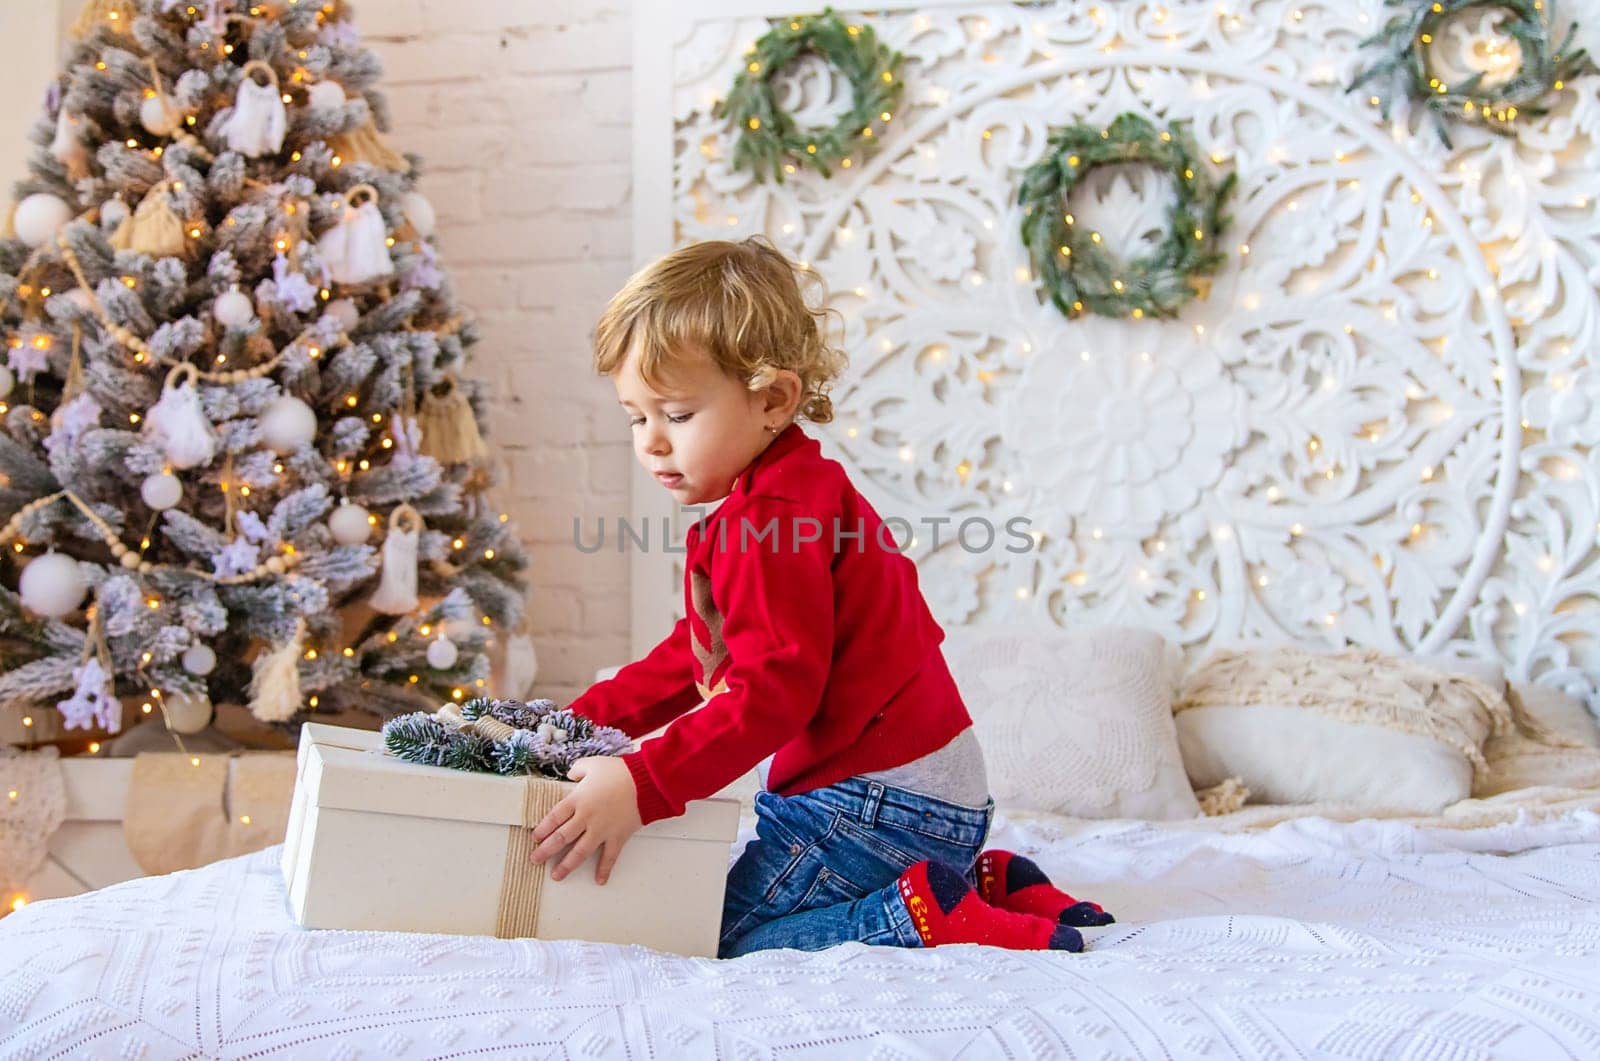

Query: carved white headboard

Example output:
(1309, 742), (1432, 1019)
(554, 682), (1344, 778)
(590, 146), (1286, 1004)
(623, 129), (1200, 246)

(629, 0), (1600, 703)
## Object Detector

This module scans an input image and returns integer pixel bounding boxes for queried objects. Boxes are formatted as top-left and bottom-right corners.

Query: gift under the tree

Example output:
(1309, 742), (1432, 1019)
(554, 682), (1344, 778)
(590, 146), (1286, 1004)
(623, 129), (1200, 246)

(280, 721), (741, 957)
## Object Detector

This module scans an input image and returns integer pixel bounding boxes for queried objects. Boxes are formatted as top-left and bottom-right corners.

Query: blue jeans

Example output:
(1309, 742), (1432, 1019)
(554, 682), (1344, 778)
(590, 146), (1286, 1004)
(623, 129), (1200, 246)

(718, 777), (996, 958)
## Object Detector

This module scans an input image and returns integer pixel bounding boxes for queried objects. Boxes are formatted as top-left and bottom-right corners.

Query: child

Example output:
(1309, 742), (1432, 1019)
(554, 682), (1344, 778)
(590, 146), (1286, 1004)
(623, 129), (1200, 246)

(527, 237), (1113, 957)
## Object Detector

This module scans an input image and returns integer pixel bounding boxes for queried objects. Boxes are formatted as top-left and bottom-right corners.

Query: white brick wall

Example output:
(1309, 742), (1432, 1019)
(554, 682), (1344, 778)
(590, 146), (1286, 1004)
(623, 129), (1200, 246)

(362, 0), (637, 705)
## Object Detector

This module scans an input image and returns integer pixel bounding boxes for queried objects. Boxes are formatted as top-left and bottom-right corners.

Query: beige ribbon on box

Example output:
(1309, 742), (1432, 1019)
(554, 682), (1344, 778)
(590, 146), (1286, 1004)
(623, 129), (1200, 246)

(431, 702), (566, 937)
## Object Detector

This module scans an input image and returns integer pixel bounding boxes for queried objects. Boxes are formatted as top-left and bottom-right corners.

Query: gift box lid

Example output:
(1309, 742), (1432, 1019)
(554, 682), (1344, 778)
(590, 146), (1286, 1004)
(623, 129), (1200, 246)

(297, 722), (739, 842)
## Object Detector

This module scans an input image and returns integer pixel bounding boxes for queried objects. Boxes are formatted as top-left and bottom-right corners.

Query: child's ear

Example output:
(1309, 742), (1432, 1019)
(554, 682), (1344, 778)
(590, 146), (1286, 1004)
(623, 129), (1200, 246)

(762, 369), (803, 419)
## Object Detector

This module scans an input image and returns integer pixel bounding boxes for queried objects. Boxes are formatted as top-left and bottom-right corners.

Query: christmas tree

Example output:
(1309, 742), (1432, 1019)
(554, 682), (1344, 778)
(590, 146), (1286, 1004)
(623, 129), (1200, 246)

(0, 0), (532, 745)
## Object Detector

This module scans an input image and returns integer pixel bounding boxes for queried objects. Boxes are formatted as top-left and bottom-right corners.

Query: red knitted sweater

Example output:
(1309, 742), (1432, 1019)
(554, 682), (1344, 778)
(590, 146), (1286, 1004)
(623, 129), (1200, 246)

(566, 424), (973, 824)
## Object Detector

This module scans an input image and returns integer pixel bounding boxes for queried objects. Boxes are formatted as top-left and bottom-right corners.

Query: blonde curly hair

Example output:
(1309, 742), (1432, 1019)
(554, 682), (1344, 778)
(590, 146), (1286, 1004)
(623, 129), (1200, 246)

(593, 237), (847, 424)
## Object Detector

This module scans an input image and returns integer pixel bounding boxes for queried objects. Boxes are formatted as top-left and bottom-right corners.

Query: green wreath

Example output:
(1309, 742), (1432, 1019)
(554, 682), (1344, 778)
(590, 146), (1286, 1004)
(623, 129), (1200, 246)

(716, 8), (904, 183)
(1018, 113), (1236, 321)
(1349, 0), (1597, 148)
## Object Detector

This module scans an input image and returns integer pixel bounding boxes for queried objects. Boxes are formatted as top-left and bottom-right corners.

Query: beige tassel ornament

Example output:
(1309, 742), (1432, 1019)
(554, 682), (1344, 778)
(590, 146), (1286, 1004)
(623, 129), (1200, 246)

(50, 109), (93, 183)
(417, 374), (488, 464)
(72, 0), (137, 38)
(144, 362), (219, 469)
(316, 183), (393, 285)
(110, 182), (188, 258)
(249, 617), (306, 722)
(222, 61), (288, 158)
(370, 503), (422, 615)
(327, 118), (408, 171)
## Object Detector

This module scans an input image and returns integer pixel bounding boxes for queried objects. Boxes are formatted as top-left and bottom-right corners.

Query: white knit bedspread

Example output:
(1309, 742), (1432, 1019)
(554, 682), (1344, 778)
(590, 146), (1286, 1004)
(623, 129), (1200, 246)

(2, 809), (1598, 1059)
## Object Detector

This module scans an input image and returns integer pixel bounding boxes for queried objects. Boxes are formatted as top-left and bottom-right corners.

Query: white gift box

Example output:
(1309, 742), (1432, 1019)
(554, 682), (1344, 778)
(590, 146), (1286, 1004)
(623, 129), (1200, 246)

(280, 723), (741, 957)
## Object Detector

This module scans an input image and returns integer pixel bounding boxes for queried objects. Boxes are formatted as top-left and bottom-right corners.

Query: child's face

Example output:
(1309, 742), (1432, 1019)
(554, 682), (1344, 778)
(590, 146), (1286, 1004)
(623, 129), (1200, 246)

(614, 342), (776, 506)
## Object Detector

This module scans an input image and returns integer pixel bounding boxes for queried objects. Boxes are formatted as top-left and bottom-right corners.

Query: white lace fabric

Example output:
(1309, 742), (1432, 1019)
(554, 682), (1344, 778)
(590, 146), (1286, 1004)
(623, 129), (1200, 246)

(2, 808), (1598, 1056)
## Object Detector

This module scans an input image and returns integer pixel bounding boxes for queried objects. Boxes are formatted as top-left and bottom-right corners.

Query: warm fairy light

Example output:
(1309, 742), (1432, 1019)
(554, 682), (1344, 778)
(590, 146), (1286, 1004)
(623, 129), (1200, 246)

(88, 742), (100, 753)
(142, 702), (153, 713)
(388, 632), (399, 642)
(273, 463), (284, 474)
(343, 647), (354, 657)
(146, 598), (160, 609)
(484, 549), (495, 560)
(408, 674), (419, 683)
(345, 395), (358, 407)
(452, 538), (465, 549)
(20, 717), (31, 728)
(420, 625), (432, 636)
(499, 513), (509, 522)
(304, 648), (318, 660)
(451, 688), (465, 700)
(190, 757), (201, 766)
(482, 616), (492, 626)
(381, 438), (393, 448)
(10, 896), (24, 912)
(141, 652), (152, 663)
(239, 486), (250, 497)
(358, 460), (370, 470)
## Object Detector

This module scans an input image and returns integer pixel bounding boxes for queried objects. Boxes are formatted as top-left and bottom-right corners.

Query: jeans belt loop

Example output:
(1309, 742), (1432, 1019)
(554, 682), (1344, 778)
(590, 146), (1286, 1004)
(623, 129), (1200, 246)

(861, 781), (884, 827)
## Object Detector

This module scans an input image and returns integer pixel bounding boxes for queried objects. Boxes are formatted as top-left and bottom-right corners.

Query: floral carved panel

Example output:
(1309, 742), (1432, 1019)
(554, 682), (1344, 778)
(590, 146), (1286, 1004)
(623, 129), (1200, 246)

(637, 0), (1600, 703)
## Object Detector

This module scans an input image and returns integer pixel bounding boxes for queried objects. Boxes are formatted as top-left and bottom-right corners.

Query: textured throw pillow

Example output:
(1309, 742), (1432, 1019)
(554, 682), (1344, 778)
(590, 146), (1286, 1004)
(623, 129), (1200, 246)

(940, 625), (1201, 820)
(1511, 681), (1600, 749)
(1174, 647), (1510, 814)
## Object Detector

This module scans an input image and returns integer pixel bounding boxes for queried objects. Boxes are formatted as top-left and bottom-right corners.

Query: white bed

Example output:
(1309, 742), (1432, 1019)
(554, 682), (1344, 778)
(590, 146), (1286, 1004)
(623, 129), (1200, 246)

(3, 805), (1598, 1059)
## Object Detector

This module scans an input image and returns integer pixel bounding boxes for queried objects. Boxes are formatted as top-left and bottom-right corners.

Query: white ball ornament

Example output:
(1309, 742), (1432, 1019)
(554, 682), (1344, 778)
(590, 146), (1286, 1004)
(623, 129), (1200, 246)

(141, 471), (183, 510)
(307, 80), (346, 110)
(328, 501), (372, 545)
(426, 635), (458, 670)
(19, 551), (88, 618)
(0, 364), (13, 401)
(213, 287), (255, 328)
(260, 395), (318, 454)
(14, 193), (73, 248)
(182, 643), (217, 676)
(140, 95), (182, 136)
(400, 191), (435, 237)
(162, 690), (214, 734)
(324, 298), (360, 332)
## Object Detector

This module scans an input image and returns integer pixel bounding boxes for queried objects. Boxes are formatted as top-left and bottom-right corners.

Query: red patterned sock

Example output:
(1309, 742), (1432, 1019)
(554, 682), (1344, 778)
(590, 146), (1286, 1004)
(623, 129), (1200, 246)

(897, 860), (1083, 952)
(976, 849), (1116, 927)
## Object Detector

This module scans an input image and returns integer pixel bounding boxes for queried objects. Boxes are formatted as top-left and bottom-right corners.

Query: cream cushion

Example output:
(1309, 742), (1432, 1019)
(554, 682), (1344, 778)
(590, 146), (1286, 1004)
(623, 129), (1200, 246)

(1174, 648), (1509, 814)
(941, 625), (1200, 820)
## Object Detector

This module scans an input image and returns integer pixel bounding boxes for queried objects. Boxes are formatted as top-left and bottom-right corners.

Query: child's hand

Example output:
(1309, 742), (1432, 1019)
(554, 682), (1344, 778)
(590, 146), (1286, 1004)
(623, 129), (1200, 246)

(528, 756), (643, 885)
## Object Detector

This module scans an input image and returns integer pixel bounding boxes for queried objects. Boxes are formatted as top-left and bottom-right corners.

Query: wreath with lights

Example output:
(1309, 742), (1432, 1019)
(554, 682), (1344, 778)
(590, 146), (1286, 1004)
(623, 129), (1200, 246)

(1349, 0), (1597, 148)
(1018, 113), (1236, 321)
(715, 8), (904, 182)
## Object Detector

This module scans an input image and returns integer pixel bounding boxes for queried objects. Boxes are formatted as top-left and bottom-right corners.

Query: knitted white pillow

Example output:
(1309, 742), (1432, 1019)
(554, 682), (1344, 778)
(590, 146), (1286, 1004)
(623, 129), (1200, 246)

(1174, 649), (1505, 814)
(940, 625), (1201, 820)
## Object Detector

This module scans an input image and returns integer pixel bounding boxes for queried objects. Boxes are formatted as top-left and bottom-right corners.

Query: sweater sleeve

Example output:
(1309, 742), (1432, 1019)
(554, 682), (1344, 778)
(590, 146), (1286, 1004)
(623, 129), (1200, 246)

(564, 616), (703, 739)
(623, 497), (835, 824)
